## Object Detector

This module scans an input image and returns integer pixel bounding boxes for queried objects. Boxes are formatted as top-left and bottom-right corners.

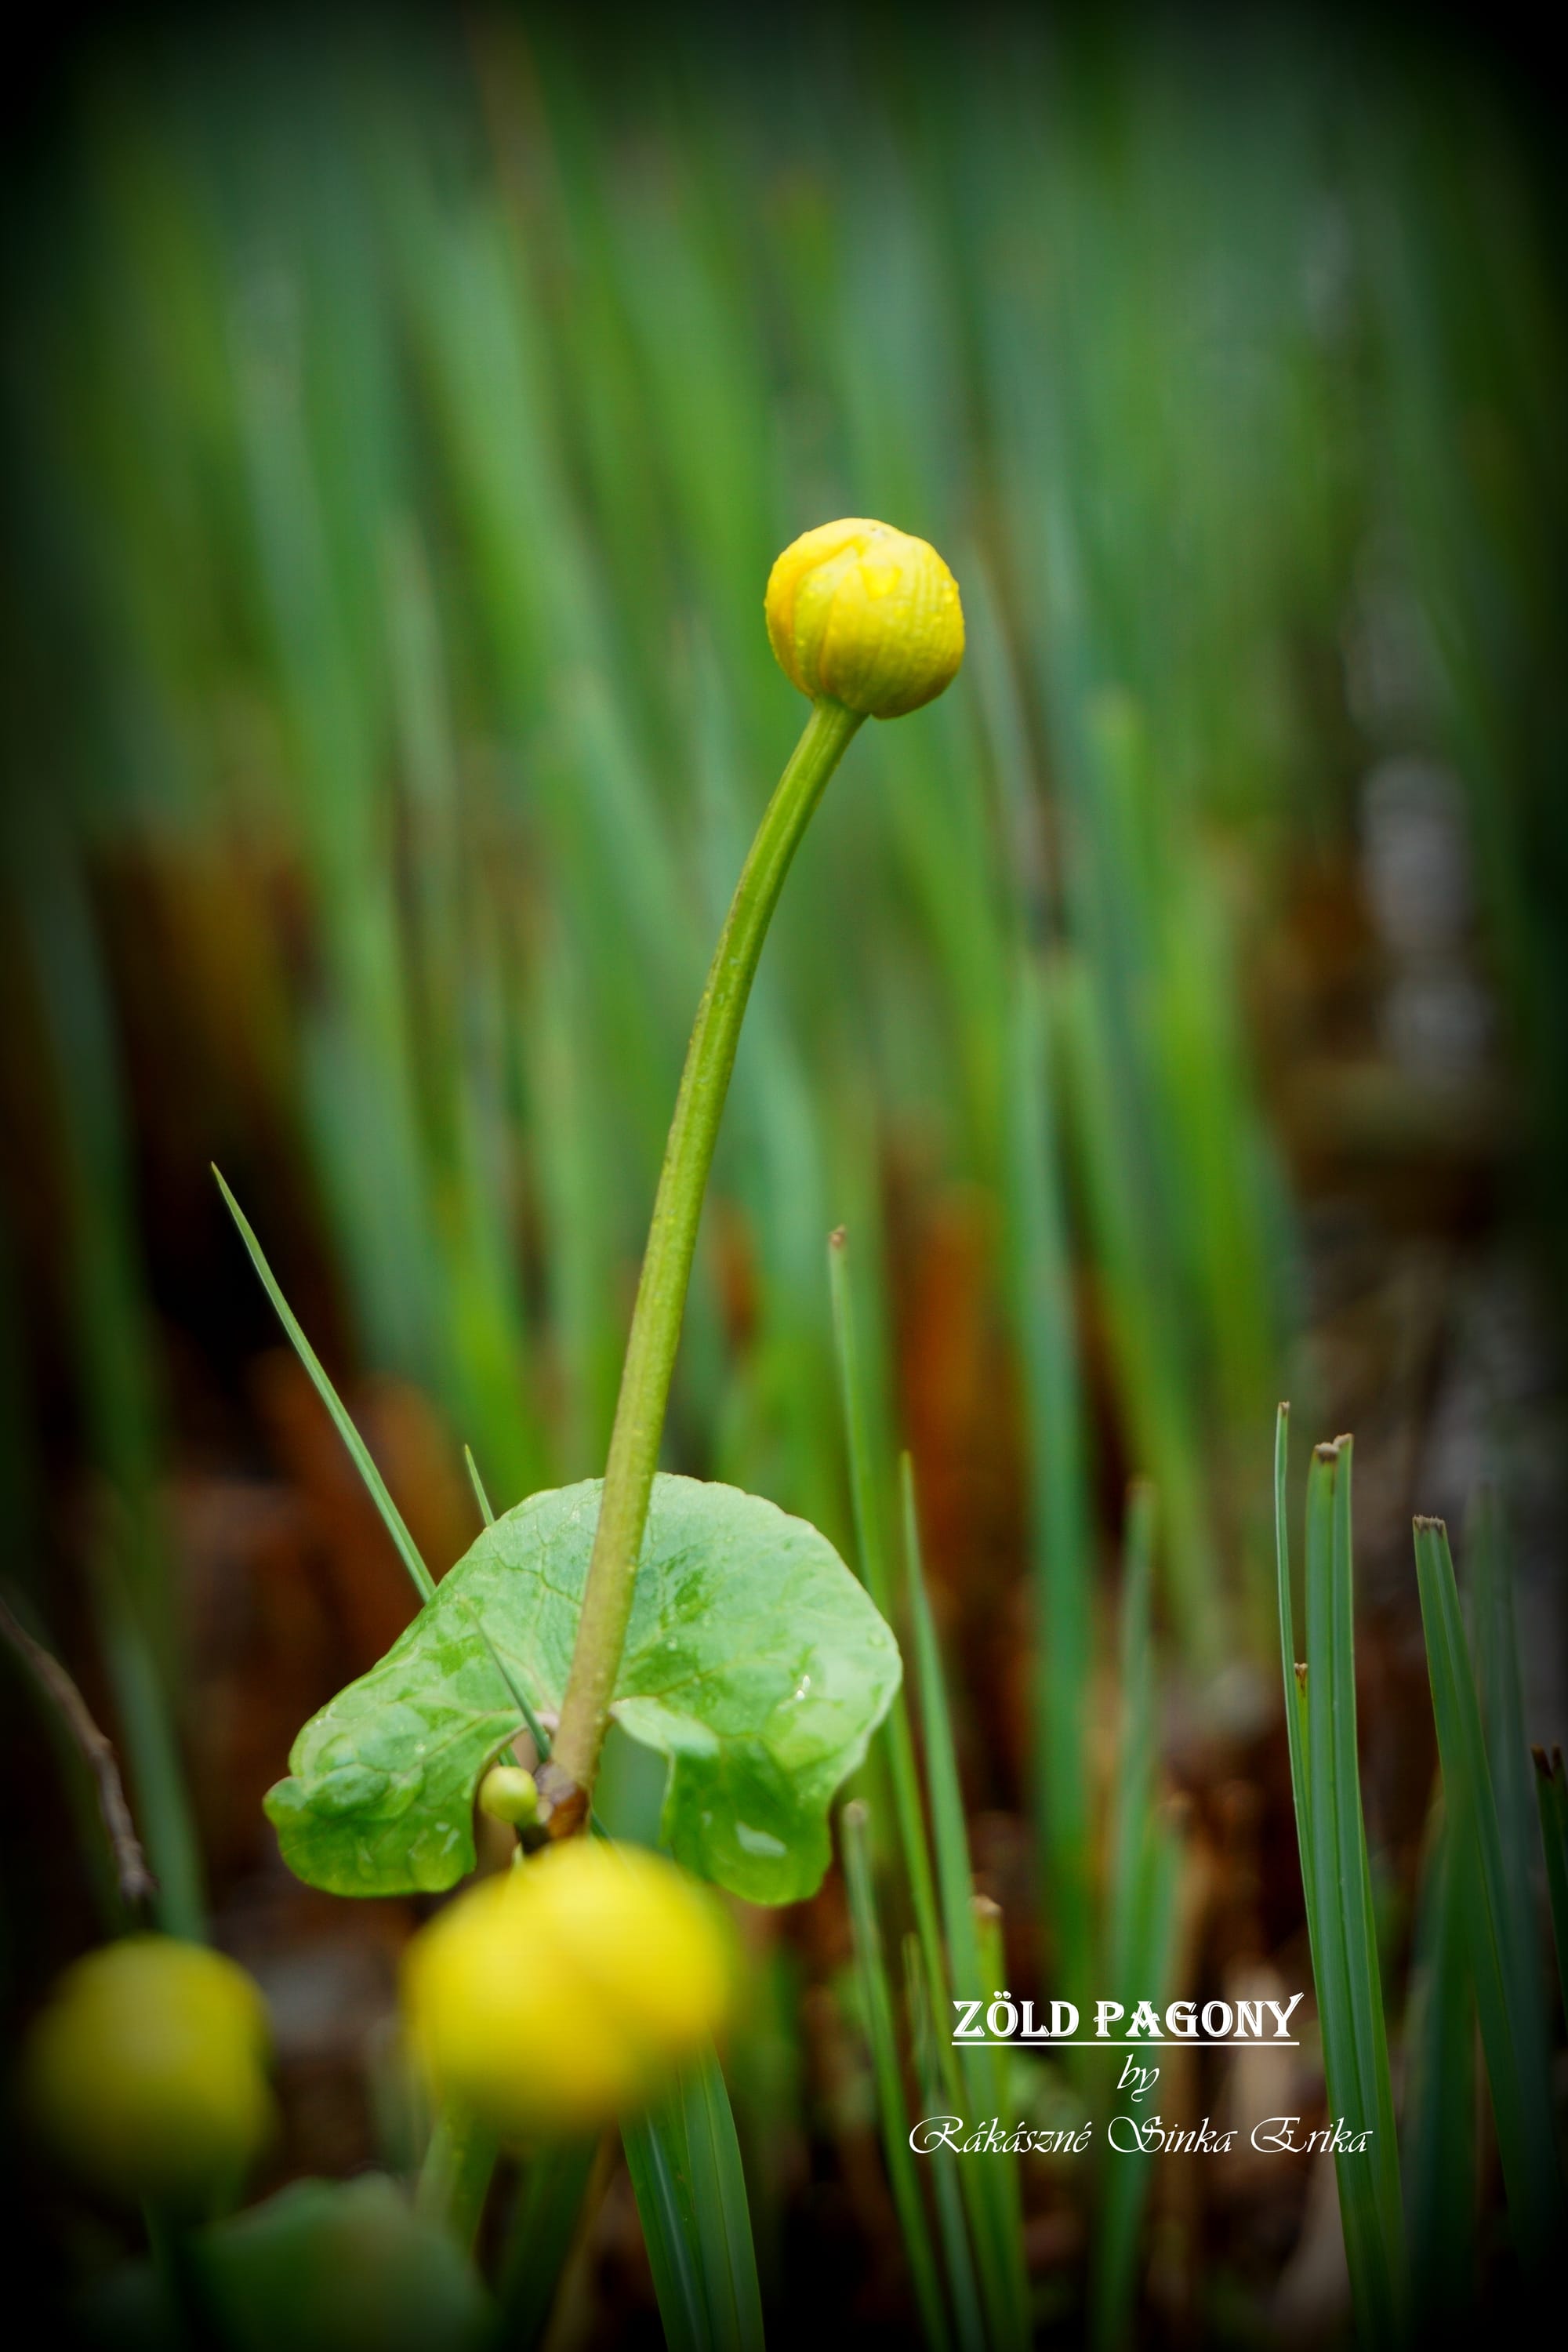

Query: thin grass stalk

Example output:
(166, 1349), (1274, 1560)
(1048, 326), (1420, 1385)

(1402, 1810), (1475, 2327)
(414, 2103), (499, 2253)
(1411, 1516), (1562, 2272)
(1091, 1482), (1180, 2352)
(902, 1466), (1031, 2352)
(493, 2136), (603, 2352)
(215, 1170), (434, 1603)
(904, 1936), (986, 2352)
(1004, 954), (1093, 2019)
(1297, 1439), (1404, 2345)
(1534, 1745), (1568, 2033)
(841, 1799), (953, 2352)
(1467, 1490), (1541, 2020)
(827, 1233), (946, 2005)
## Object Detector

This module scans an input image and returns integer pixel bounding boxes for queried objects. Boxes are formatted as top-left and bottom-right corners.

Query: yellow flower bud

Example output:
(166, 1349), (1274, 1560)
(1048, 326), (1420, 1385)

(22, 1936), (274, 2209)
(402, 1840), (734, 2140)
(477, 1763), (539, 1828)
(765, 517), (964, 719)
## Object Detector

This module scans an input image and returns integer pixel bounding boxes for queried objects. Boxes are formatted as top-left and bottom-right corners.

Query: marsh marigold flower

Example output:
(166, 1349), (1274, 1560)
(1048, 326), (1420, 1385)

(403, 1839), (733, 2139)
(765, 517), (964, 718)
(23, 1936), (274, 2208)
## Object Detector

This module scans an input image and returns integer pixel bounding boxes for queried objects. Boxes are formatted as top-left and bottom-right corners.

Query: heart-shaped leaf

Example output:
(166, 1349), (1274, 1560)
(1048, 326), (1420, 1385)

(265, 1475), (900, 1905)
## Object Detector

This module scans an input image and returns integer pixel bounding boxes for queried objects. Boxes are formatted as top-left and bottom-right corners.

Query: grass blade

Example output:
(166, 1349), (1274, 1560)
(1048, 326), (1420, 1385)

(1402, 1808), (1475, 2326)
(466, 1444), (498, 1528)
(1298, 1438), (1404, 2343)
(904, 1937), (985, 2352)
(677, 2050), (766, 2352)
(623, 2098), (712, 2352)
(1273, 1406), (1318, 1961)
(902, 1463), (1031, 2352)
(1412, 1515), (1561, 2272)
(1093, 1480), (1181, 2352)
(494, 2135), (602, 2351)
(1534, 1744), (1568, 2033)
(827, 1234), (946, 1989)
(841, 1799), (952, 2352)
(213, 1166), (434, 1604)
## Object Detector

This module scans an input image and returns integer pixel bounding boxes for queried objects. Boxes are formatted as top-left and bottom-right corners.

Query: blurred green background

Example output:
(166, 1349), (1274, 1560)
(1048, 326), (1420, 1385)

(2, 2), (1563, 2340)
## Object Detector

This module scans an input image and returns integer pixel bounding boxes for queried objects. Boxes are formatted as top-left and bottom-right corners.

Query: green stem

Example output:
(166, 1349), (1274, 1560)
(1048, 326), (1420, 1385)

(543, 697), (864, 1820)
(415, 2101), (499, 2252)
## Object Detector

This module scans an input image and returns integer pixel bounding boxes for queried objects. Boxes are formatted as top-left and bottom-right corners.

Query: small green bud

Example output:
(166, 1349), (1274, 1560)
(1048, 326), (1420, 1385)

(477, 1763), (540, 1828)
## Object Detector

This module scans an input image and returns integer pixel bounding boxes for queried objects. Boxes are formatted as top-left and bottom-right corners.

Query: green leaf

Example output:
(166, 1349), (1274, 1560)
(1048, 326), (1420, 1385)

(266, 1474), (900, 1904)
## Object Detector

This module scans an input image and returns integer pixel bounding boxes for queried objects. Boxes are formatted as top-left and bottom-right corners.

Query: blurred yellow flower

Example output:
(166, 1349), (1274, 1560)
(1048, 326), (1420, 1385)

(765, 517), (964, 718)
(403, 1840), (734, 2140)
(23, 1936), (274, 2209)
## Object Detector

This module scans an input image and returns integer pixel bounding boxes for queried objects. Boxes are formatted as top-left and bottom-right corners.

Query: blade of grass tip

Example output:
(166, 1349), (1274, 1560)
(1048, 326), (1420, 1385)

(676, 2049), (766, 2352)
(828, 1238), (947, 2024)
(902, 1459), (1031, 2352)
(494, 2134), (604, 2352)
(1532, 1745), (1568, 2032)
(841, 1801), (953, 2352)
(1273, 1406), (1318, 1960)
(623, 2098), (713, 2352)
(903, 1936), (985, 2352)
(1302, 1441), (1403, 2346)
(1402, 1807), (1475, 2326)
(1412, 1516), (1561, 2270)
(466, 1444), (497, 1529)
(212, 1167), (434, 1604)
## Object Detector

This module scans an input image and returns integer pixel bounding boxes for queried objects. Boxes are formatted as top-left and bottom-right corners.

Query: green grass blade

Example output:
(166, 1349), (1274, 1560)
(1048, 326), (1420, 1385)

(827, 1239), (949, 2059)
(1402, 1808), (1475, 2325)
(1301, 1439), (1404, 2344)
(904, 1937), (985, 2352)
(212, 1166), (434, 1604)
(677, 2050), (766, 2352)
(1093, 1481), (1181, 2352)
(1534, 1744), (1568, 2032)
(455, 1601), (551, 1763)
(1002, 951), (1093, 2015)
(1106, 1481), (1157, 1991)
(1091, 1830), (1178, 2352)
(1272, 1406), (1318, 1959)
(902, 1465), (1031, 2352)
(466, 1445), (498, 1528)
(841, 1800), (952, 2352)
(494, 2136), (601, 2351)
(1412, 1516), (1562, 2271)
(623, 2098), (713, 2352)
(1465, 1490), (1555, 2109)
(832, 1242), (945, 1938)
(413, 2103), (499, 2252)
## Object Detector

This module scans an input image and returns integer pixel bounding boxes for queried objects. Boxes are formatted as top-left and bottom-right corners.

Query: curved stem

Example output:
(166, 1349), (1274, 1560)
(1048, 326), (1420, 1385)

(540, 697), (864, 1824)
